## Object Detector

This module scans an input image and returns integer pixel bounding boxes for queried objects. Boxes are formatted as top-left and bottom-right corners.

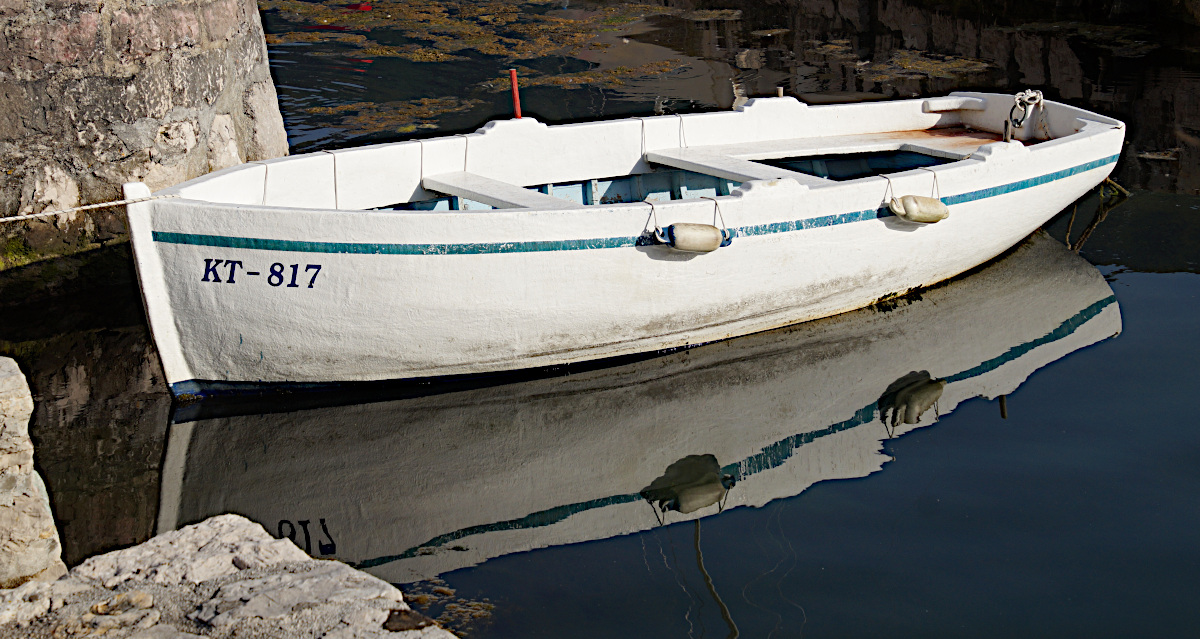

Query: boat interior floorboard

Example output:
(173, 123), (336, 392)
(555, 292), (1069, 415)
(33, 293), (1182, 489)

(422, 172), (586, 210)
(645, 148), (833, 187)
(647, 127), (1016, 190)
(698, 127), (1012, 162)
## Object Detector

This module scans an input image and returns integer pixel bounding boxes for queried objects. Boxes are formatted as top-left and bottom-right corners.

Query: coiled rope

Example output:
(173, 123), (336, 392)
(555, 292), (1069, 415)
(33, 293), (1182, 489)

(0, 194), (180, 224)
(1004, 90), (1044, 142)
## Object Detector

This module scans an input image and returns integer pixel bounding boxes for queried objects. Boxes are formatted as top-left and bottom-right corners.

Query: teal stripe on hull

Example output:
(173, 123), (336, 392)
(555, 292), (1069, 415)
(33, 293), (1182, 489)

(940, 155), (1120, 206)
(150, 233), (639, 256)
(350, 294), (1117, 570)
(153, 154), (1119, 255)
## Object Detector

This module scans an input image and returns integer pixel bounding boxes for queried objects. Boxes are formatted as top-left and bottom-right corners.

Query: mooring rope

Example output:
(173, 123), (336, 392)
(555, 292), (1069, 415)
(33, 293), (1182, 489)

(0, 194), (180, 223)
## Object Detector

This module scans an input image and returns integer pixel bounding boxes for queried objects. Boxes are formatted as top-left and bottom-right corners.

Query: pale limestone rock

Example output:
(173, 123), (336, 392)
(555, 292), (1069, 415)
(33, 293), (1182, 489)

(18, 165), (79, 216)
(72, 514), (310, 588)
(206, 114), (241, 172)
(127, 626), (204, 639)
(245, 81), (289, 160)
(0, 580), (50, 627)
(0, 358), (67, 589)
(0, 358), (33, 448)
(327, 620), (457, 639)
(54, 589), (161, 637)
(154, 122), (200, 161)
(0, 579), (95, 627)
(190, 562), (402, 626)
(0, 514), (455, 637)
(0, 472), (67, 586)
(141, 161), (191, 195)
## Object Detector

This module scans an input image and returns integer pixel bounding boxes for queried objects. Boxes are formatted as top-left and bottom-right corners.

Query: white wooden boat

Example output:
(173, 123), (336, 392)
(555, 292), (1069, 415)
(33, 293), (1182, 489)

(157, 234), (1121, 583)
(122, 92), (1125, 396)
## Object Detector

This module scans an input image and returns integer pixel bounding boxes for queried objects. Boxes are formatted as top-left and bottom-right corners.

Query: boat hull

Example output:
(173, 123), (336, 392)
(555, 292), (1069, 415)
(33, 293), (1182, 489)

(125, 96), (1124, 393)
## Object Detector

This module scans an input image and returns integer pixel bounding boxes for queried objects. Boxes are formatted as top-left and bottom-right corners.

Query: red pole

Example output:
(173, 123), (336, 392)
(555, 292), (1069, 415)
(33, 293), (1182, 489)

(509, 68), (522, 119)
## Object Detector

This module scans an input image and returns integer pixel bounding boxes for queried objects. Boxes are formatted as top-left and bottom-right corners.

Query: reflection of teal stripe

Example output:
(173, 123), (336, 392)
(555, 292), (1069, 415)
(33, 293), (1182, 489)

(721, 405), (877, 481)
(354, 494), (643, 569)
(725, 294), (1117, 480)
(153, 155), (1118, 255)
(942, 295), (1115, 384)
(353, 293), (1118, 570)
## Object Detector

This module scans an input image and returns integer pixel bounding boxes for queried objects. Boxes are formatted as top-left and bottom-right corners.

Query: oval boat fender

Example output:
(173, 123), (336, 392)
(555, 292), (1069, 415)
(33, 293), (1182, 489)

(889, 195), (950, 224)
(657, 223), (734, 253)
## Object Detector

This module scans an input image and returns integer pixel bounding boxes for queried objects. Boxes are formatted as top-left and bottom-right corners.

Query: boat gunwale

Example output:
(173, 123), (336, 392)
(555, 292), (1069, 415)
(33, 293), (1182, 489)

(143, 93), (1125, 219)
(144, 150), (1122, 257)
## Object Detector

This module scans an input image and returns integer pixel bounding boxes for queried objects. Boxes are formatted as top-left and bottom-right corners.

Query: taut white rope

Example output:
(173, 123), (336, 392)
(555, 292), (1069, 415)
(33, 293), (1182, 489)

(1, 194), (180, 223)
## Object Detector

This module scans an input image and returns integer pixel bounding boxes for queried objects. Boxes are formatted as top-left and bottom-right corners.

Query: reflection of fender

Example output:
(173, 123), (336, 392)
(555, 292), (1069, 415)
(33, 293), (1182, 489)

(640, 454), (736, 520)
(878, 371), (947, 431)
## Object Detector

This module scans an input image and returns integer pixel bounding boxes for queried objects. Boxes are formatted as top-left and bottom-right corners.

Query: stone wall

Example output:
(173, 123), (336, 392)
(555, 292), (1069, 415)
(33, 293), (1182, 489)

(0, 357), (67, 588)
(0, 0), (288, 267)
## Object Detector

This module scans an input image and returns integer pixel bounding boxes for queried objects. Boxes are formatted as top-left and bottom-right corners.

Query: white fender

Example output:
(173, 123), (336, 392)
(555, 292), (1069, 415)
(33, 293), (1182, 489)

(665, 223), (724, 253)
(889, 195), (950, 224)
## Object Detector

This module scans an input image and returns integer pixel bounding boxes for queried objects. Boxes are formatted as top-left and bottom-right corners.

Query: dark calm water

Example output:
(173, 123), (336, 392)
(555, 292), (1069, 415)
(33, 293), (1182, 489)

(2, 1), (1200, 636)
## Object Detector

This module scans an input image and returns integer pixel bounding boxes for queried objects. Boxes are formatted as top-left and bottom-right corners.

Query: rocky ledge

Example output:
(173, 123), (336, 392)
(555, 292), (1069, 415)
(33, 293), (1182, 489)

(0, 357), (67, 588)
(0, 514), (455, 638)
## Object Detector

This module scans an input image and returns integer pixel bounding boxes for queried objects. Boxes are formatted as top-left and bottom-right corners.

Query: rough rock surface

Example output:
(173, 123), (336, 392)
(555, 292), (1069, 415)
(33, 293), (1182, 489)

(0, 514), (455, 638)
(0, 0), (288, 266)
(0, 357), (67, 588)
(72, 513), (311, 589)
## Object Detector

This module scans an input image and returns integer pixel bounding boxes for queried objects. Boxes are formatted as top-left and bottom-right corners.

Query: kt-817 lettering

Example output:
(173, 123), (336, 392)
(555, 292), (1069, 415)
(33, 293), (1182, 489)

(201, 259), (322, 288)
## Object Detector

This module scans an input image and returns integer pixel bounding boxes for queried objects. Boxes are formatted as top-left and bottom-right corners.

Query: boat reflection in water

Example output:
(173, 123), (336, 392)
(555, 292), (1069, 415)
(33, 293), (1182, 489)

(159, 232), (1120, 584)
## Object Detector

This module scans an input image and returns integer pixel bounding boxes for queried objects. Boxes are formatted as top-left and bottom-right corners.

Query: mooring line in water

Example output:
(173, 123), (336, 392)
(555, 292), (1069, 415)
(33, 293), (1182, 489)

(1067, 178), (1130, 252)
(0, 194), (180, 223)
(771, 500), (808, 637)
(659, 529), (699, 639)
(695, 521), (739, 639)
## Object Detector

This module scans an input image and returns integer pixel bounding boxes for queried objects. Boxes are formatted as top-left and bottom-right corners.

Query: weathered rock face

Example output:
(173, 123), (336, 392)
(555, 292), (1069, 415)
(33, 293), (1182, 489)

(0, 357), (67, 588)
(0, 0), (288, 267)
(71, 514), (312, 589)
(0, 514), (455, 638)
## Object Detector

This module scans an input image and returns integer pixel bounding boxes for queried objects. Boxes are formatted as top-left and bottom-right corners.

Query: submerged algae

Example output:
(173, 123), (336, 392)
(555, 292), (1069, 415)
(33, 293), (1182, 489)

(864, 49), (996, 82)
(262, 0), (695, 143)
(478, 60), (685, 92)
(305, 97), (483, 135)
(259, 0), (678, 62)
(401, 578), (496, 637)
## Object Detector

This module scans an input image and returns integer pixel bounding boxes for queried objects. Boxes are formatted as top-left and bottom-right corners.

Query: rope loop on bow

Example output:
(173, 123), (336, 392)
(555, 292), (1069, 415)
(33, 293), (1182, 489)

(1005, 90), (1044, 142)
